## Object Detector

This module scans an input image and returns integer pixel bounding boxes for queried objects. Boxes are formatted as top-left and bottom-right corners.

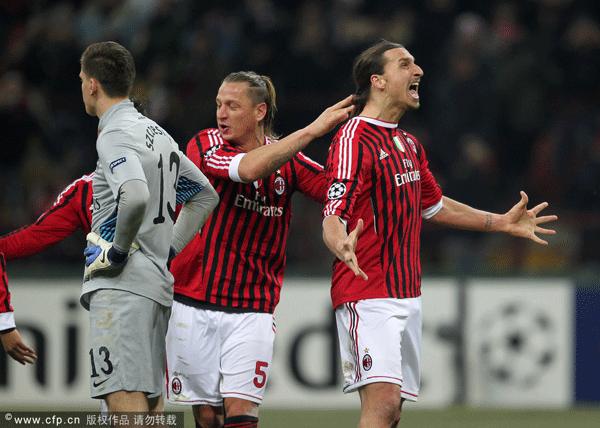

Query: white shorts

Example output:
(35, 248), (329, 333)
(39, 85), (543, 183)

(165, 300), (276, 405)
(335, 297), (421, 401)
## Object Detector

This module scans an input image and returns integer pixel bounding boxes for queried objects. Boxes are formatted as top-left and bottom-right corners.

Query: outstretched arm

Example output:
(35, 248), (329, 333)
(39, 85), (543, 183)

(427, 191), (557, 245)
(0, 175), (92, 261)
(238, 95), (354, 182)
(323, 216), (368, 280)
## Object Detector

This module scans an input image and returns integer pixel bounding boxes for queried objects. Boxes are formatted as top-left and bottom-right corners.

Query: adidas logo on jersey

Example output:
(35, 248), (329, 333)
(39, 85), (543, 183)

(379, 149), (389, 160)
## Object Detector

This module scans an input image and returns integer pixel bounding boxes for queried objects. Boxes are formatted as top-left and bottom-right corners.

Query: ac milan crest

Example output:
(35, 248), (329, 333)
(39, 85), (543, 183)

(406, 137), (417, 153)
(362, 353), (372, 371)
(172, 377), (182, 395)
(274, 176), (286, 195)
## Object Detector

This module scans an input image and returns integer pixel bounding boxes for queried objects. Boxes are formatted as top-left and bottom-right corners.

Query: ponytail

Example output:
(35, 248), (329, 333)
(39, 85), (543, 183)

(351, 39), (403, 118)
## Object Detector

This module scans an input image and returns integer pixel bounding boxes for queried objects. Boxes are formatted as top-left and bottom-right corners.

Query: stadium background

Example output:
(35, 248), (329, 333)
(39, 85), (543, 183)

(0, 0), (598, 426)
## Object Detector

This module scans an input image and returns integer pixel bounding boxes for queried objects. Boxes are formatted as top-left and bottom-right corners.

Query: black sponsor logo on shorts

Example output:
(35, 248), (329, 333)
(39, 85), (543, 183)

(93, 379), (108, 388)
(172, 377), (182, 395)
(362, 353), (372, 371)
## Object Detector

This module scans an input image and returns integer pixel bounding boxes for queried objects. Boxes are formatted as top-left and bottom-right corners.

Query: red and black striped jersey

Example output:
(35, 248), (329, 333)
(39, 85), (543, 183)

(171, 129), (327, 314)
(323, 117), (443, 308)
(0, 174), (93, 261)
(0, 253), (14, 319)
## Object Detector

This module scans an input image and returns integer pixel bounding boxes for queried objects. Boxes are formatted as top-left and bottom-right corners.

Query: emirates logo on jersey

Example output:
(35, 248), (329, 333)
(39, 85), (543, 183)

(171, 377), (182, 395)
(274, 176), (286, 195)
(235, 193), (283, 217)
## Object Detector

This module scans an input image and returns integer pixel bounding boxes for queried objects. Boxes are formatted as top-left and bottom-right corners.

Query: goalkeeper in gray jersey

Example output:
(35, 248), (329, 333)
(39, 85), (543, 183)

(79, 41), (218, 417)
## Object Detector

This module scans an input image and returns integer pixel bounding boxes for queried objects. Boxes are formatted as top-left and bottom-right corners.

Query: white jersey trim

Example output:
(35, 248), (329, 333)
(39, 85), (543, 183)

(0, 311), (15, 331)
(228, 153), (246, 183)
(356, 116), (398, 128)
(422, 198), (443, 219)
(322, 214), (348, 228)
(338, 118), (359, 180)
(324, 198), (344, 219)
(227, 135), (274, 183)
(297, 151), (324, 168)
(205, 130), (235, 173)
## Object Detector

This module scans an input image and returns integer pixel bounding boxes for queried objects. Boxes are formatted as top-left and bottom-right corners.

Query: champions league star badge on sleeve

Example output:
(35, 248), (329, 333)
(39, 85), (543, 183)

(327, 182), (347, 200)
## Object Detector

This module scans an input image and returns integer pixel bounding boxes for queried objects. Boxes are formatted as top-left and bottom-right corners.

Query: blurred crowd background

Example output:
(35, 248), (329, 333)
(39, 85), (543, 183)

(0, 0), (598, 278)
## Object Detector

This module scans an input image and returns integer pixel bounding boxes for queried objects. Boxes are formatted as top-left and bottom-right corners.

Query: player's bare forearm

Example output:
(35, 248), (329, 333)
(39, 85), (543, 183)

(238, 95), (354, 182)
(323, 215), (348, 258)
(266, 139), (308, 173)
(428, 196), (505, 232)
(323, 216), (368, 280)
(428, 193), (557, 245)
(238, 128), (313, 182)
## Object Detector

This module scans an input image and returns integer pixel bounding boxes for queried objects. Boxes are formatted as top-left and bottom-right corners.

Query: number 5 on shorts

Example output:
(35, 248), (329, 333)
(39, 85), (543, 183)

(253, 361), (268, 388)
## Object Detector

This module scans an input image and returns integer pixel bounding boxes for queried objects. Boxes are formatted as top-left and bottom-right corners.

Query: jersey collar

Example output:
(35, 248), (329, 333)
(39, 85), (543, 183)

(356, 116), (398, 128)
(98, 99), (135, 133)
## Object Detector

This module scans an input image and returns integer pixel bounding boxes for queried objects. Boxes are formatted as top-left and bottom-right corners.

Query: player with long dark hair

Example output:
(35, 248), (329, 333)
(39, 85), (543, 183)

(322, 39), (557, 428)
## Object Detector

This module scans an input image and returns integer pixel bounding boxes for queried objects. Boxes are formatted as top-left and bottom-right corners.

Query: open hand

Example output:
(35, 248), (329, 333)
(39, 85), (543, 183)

(1, 329), (37, 365)
(336, 219), (368, 280)
(307, 95), (355, 138)
(504, 191), (558, 245)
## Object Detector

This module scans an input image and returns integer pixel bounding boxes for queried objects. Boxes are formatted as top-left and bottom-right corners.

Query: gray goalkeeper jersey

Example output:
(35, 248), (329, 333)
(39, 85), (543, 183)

(81, 99), (209, 309)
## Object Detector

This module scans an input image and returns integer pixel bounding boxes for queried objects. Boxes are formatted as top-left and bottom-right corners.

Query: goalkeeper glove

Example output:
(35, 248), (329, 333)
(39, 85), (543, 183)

(84, 232), (129, 279)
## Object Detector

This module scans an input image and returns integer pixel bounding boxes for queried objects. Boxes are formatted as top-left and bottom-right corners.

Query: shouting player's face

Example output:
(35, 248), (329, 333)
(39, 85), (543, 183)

(216, 82), (266, 147)
(380, 47), (423, 112)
